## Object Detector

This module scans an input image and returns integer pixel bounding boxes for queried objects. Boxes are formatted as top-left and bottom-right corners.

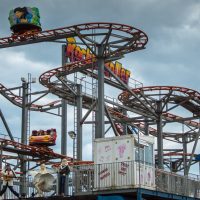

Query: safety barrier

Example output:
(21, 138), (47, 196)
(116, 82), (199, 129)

(1, 162), (199, 198)
(73, 161), (200, 198)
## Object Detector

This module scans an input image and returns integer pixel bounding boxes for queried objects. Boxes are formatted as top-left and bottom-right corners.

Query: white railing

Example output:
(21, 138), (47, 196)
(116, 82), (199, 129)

(155, 169), (200, 198)
(0, 176), (57, 199)
(73, 161), (200, 198)
(1, 162), (199, 198)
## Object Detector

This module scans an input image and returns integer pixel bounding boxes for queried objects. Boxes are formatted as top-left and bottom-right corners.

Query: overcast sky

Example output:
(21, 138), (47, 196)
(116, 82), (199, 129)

(0, 0), (200, 172)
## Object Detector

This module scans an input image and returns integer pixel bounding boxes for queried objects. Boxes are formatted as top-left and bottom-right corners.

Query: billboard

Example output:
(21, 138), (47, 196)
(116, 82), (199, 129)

(66, 37), (131, 84)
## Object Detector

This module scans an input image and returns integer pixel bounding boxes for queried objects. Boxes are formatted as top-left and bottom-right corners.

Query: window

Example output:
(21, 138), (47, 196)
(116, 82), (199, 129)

(144, 144), (153, 165)
(135, 147), (144, 163)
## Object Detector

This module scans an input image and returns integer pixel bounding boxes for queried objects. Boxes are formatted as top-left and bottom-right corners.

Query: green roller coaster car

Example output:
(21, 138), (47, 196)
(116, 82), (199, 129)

(8, 7), (42, 34)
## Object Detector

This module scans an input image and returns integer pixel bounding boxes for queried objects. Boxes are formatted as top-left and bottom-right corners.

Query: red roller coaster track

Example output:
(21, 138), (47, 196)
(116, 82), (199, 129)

(0, 22), (148, 165)
(0, 22), (199, 169)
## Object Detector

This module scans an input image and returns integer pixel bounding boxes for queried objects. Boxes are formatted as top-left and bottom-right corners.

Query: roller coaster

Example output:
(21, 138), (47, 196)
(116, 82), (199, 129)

(0, 22), (200, 198)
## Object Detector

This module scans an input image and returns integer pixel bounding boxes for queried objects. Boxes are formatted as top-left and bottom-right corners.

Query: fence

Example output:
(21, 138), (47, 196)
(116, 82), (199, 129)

(0, 177), (34, 199)
(155, 169), (200, 198)
(0, 176), (58, 199)
(0, 162), (199, 199)
(73, 161), (200, 198)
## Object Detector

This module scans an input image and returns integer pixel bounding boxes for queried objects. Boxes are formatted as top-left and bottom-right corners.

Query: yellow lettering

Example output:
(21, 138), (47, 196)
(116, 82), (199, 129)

(66, 37), (131, 84)
(85, 48), (95, 63)
(115, 61), (122, 77)
(125, 70), (131, 83)
(109, 62), (115, 73)
(121, 68), (126, 82)
(66, 37), (77, 59)
(74, 46), (86, 61)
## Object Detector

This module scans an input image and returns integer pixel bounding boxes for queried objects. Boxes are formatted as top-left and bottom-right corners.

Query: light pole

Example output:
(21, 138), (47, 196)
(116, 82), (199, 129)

(68, 131), (76, 162)
(68, 131), (76, 195)
(20, 76), (36, 197)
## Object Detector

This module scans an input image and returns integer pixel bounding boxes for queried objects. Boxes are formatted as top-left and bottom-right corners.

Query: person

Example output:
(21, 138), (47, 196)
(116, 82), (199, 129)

(14, 7), (33, 24)
(0, 164), (19, 199)
(32, 130), (37, 136)
(58, 159), (70, 196)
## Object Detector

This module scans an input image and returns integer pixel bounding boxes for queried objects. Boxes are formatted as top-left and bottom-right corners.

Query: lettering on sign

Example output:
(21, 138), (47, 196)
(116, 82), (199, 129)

(118, 162), (129, 176)
(98, 168), (110, 180)
(66, 37), (131, 84)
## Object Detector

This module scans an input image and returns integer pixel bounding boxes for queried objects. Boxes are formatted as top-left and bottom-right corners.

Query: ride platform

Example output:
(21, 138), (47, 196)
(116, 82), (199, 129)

(8, 188), (199, 200)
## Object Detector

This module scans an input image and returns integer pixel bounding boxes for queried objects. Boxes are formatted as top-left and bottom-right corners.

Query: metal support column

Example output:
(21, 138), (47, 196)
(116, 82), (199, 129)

(156, 101), (164, 169)
(137, 188), (143, 200)
(20, 81), (28, 196)
(0, 143), (3, 189)
(144, 117), (149, 135)
(76, 84), (82, 160)
(183, 135), (187, 175)
(61, 44), (67, 155)
(122, 109), (127, 135)
(96, 45), (105, 139)
(60, 45), (68, 196)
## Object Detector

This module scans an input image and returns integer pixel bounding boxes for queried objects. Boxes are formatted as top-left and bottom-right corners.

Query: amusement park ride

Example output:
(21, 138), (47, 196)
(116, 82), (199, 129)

(0, 6), (200, 199)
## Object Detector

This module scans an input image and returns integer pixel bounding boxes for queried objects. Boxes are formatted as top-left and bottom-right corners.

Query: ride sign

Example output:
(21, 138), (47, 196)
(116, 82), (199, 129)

(66, 37), (131, 84)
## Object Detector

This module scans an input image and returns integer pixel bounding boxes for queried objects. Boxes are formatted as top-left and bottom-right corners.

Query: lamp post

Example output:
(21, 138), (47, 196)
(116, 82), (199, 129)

(20, 76), (36, 197)
(68, 131), (76, 195)
(68, 131), (76, 162)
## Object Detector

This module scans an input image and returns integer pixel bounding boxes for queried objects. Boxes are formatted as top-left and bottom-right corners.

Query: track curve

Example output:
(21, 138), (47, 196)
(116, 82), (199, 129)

(119, 86), (200, 128)
(0, 22), (148, 51)
(39, 61), (200, 143)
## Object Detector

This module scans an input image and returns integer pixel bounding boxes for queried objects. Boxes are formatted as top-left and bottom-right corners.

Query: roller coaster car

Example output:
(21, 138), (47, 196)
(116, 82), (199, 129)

(11, 24), (41, 40)
(9, 7), (42, 40)
(29, 129), (57, 146)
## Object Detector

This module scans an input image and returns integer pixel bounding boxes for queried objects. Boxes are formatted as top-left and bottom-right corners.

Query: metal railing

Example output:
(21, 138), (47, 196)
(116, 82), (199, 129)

(0, 176), (57, 199)
(0, 177), (34, 199)
(74, 74), (143, 98)
(155, 169), (200, 198)
(73, 161), (200, 198)
(1, 162), (199, 198)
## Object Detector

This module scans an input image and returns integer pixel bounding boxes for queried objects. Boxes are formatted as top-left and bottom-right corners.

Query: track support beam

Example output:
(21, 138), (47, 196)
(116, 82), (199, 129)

(61, 45), (68, 155)
(20, 80), (28, 196)
(77, 84), (83, 160)
(156, 101), (164, 169)
(96, 45), (105, 138)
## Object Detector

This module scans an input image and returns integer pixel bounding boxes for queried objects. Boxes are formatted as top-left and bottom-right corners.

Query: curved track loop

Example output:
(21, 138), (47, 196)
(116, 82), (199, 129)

(119, 86), (200, 127)
(119, 86), (200, 104)
(39, 61), (200, 143)
(0, 22), (148, 53)
(0, 83), (61, 111)
(39, 59), (95, 88)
